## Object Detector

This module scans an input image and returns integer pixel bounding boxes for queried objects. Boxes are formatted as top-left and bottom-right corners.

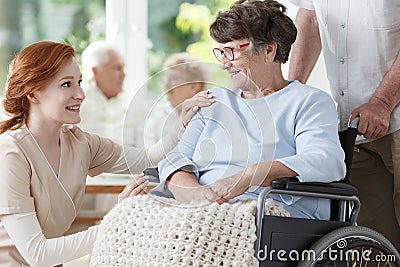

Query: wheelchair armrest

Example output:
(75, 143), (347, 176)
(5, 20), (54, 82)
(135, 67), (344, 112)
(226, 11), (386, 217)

(255, 178), (361, 253)
(143, 167), (160, 183)
(271, 177), (358, 196)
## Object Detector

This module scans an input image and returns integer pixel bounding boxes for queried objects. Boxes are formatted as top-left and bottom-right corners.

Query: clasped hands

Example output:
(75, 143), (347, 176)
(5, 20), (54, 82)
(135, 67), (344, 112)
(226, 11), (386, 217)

(118, 172), (250, 205)
(168, 170), (254, 205)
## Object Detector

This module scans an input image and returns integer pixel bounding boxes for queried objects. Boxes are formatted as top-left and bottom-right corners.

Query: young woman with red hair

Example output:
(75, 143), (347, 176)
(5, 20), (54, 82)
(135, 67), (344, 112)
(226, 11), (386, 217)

(0, 41), (212, 266)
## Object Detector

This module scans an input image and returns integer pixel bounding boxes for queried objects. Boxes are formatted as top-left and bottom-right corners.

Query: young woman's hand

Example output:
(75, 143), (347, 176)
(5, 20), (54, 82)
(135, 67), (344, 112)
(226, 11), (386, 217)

(181, 90), (214, 129)
(118, 174), (149, 202)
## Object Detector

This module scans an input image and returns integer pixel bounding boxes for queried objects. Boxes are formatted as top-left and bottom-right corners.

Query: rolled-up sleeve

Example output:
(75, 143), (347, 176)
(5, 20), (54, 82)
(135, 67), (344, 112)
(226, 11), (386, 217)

(276, 91), (346, 183)
(287, 0), (315, 10)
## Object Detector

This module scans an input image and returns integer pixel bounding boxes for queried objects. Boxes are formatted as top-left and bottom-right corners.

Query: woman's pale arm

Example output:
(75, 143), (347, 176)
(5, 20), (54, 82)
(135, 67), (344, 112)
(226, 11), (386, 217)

(118, 173), (150, 202)
(100, 91), (214, 175)
(167, 170), (221, 203)
(1, 212), (99, 267)
(211, 161), (297, 203)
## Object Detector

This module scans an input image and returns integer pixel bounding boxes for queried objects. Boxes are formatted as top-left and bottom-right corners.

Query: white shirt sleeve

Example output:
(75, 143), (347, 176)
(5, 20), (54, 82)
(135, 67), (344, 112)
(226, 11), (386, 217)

(287, 0), (315, 10)
(276, 90), (346, 183)
(0, 212), (99, 267)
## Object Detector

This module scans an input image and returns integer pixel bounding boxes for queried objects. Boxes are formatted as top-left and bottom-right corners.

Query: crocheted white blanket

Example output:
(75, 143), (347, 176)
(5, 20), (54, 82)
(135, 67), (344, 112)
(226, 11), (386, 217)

(90, 195), (289, 266)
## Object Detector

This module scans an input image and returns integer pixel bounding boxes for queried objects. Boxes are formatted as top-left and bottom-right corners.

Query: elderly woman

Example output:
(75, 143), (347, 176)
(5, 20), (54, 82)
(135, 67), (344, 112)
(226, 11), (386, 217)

(158, 0), (346, 220)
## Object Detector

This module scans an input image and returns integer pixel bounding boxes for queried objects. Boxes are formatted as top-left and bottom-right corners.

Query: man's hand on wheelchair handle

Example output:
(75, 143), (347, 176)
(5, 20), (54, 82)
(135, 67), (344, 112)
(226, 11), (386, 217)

(349, 96), (391, 139)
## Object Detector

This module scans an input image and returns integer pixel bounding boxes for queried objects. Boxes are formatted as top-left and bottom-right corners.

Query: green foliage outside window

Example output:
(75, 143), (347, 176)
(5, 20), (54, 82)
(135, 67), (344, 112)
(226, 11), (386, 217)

(0, 0), (105, 97)
(147, 0), (235, 95)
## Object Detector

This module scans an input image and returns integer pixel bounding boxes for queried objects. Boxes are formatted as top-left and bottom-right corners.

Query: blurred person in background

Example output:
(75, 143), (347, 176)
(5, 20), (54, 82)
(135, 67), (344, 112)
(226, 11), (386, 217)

(145, 53), (209, 146)
(80, 40), (132, 145)
(79, 41), (133, 217)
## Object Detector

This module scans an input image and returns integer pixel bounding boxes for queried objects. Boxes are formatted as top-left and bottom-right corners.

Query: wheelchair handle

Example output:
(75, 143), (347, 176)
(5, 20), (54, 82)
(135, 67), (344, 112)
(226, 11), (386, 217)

(348, 116), (359, 129)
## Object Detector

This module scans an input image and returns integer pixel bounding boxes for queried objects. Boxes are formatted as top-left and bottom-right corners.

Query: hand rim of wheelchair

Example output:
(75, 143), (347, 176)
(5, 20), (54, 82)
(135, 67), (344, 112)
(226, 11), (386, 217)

(297, 226), (400, 266)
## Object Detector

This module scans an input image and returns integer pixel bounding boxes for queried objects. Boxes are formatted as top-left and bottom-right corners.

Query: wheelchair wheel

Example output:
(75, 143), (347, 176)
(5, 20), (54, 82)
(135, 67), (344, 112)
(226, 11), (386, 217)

(298, 226), (400, 267)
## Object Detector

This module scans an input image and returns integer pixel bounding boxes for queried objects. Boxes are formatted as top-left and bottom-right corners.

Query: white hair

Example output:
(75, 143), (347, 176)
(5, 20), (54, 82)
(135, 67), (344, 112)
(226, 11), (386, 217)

(163, 53), (209, 88)
(81, 40), (120, 82)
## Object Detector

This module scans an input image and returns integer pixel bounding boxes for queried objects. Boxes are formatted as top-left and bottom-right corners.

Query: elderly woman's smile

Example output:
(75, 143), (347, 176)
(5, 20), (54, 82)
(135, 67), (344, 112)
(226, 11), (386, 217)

(213, 35), (288, 99)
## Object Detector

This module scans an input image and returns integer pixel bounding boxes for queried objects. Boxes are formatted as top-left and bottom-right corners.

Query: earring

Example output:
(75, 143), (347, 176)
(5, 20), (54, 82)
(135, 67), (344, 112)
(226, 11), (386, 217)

(28, 93), (38, 103)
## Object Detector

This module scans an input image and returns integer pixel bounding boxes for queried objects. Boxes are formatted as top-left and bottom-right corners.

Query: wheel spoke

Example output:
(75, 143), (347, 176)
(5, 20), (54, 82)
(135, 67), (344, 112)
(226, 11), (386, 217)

(298, 227), (400, 267)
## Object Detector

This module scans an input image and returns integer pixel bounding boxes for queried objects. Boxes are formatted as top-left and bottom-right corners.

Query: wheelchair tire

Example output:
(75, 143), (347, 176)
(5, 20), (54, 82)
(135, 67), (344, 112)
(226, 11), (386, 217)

(298, 226), (400, 267)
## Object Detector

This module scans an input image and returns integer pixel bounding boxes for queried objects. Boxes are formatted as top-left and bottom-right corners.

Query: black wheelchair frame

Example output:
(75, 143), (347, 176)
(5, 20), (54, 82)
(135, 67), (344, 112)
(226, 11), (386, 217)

(255, 118), (400, 266)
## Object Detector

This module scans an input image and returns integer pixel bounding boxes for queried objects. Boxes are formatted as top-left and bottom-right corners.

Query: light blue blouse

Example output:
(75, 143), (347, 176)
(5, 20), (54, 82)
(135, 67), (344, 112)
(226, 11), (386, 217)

(158, 81), (346, 219)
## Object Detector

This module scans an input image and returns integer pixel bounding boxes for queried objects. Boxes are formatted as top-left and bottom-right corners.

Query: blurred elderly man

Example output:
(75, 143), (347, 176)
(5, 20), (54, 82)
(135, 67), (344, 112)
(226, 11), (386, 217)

(80, 40), (136, 146)
(79, 41), (134, 216)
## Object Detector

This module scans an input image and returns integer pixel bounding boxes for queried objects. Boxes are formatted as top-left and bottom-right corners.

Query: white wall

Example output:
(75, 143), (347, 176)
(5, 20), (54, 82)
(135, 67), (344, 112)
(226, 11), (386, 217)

(106, 0), (149, 99)
(105, 0), (150, 146)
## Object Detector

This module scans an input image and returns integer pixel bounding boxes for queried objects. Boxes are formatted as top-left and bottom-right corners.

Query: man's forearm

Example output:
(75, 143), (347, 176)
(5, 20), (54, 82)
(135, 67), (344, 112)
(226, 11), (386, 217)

(371, 50), (400, 113)
(288, 8), (322, 83)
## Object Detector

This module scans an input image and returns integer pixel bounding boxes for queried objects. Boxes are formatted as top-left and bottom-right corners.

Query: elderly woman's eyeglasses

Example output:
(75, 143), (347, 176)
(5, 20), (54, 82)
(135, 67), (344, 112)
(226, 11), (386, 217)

(213, 42), (250, 62)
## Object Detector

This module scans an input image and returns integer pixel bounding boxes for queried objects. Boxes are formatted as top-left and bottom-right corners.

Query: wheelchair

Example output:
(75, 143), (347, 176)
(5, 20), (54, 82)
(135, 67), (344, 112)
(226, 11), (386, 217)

(255, 118), (400, 266)
(144, 119), (400, 266)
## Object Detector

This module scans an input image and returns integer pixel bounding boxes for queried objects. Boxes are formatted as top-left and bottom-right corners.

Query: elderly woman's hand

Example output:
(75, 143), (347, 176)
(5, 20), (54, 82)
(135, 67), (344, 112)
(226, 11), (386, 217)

(212, 161), (297, 204)
(170, 184), (222, 204)
(211, 170), (252, 204)
(181, 90), (214, 129)
(118, 174), (149, 203)
(186, 186), (222, 204)
(167, 170), (224, 204)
